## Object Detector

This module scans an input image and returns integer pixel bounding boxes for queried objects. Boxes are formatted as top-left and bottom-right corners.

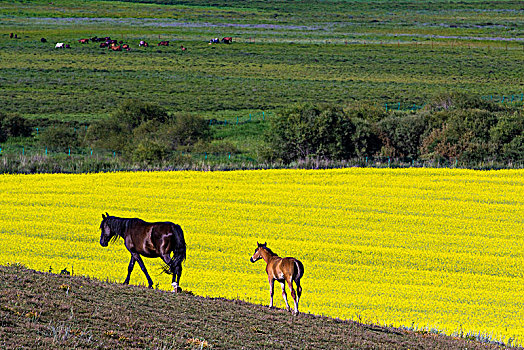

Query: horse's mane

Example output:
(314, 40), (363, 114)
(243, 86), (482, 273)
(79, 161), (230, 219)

(262, 246), (278, 257)
(104, 216), (144, 243)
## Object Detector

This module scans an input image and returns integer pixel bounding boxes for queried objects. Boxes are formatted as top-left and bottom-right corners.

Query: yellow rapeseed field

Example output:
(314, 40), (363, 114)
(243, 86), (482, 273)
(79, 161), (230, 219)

(0, 168), (522, 343)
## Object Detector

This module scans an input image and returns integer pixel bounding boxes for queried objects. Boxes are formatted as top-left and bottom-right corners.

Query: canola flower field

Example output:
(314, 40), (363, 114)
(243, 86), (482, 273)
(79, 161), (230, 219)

(0, 168), (523, 344)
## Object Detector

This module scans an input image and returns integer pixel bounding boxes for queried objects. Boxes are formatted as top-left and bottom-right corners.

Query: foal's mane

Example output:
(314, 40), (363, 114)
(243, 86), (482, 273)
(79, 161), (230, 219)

(261, 245), (278, 257)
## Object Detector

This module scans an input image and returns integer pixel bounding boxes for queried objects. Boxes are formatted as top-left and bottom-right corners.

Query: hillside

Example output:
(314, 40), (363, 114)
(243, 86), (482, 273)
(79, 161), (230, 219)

(0, 264), (516, 349)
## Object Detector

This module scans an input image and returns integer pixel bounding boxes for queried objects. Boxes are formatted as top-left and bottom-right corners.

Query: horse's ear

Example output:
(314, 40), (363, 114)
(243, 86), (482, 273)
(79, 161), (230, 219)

(102, 213), (106, 219)
(257, 241), (260, 246)
(105, 212), (109, 217)
(263, 242), (267, 246)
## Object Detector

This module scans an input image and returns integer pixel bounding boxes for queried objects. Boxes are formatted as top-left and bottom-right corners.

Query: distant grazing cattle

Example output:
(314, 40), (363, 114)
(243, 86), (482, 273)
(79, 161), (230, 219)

(41, 38), (47, 43)
(100, 42), (108, 48)
(55, 43), (64, 48)
(9, 33), (13, 39)
(65, 44), (71, 49)
(122, 44), (130, 51)
(158, 41), (169, 46)
(109, 44), (122, 51)
(180, 45), (187, 51)
(78, 38), (89, 44)
(139, 40), (149, 47)
(209, 38), (220, 44)
(222, 37), (232, 44)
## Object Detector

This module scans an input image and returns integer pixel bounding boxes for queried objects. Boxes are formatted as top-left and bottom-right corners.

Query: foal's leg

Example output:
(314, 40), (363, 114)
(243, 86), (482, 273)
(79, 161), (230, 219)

(268, 278), (275, 308)
(295, 277), (302, 303)
(280, 281), (290, 311)
(133, 253), (154, 288)
(287, 277), (298, 315)
(123, 255), (136, 285)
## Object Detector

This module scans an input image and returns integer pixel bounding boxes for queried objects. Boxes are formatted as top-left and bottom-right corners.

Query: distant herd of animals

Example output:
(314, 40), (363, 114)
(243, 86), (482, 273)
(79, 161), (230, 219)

(9, 32), (232, 52)
(99, 213), (304, 315)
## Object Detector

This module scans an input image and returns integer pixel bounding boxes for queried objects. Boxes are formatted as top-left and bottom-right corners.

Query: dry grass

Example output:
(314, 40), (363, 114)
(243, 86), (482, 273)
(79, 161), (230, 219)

(0, 263), (518, 349)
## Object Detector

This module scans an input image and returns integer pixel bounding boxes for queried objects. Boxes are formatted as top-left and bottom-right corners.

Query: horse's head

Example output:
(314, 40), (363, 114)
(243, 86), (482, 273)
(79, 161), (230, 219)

(250, 242), (267, 263)
(99, 212), (115, 247)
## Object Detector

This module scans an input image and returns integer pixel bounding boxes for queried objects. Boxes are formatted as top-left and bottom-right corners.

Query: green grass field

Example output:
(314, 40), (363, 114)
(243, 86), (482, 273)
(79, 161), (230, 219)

(1, 0), (523, 122)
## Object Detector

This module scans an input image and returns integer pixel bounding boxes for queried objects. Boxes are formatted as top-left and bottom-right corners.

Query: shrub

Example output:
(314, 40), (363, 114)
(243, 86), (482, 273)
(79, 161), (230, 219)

(350, 117), (381, 158)
(490, 111), (524, 161)
(130, 139), (169, 165)
(266, 104), (355, 162)
(0, 125), (6, 143)
(111, 100), (169, 130)
(420, 109), (498, 162)
(192, 139), (239, 154)
(0, 114), (32, 139)
(425, 92), (503, 113)
(38, 125), (80, 152)
(84, 118), (129, 152)
(502, 136), (524, 162)
(343, 102), (388, 122)
(375, 114), (427, 158)
(163, 113), (211, 150)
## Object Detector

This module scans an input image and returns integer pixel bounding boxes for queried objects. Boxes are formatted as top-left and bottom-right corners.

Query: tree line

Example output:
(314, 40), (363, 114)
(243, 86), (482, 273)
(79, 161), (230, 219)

(0, 93), (523, 171)
(264, 93), (523, 165)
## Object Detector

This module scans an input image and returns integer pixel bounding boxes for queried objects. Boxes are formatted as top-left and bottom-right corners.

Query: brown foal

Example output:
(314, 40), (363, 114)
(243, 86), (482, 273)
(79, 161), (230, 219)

(250, 242), (304, 315)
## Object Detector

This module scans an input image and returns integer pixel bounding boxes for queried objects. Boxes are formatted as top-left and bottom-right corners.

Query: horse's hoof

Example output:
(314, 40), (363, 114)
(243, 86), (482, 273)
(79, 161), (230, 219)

(173, 286), (182, 293)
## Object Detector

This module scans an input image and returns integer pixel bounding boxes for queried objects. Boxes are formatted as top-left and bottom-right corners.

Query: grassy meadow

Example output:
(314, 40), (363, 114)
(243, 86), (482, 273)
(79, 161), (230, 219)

(0, 0), (523, 121)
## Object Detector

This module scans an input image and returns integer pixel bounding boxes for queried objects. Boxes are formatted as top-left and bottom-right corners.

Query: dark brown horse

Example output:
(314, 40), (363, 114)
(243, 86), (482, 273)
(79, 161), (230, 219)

(250, 242), (304, 315)
(99, 213), (186, 292)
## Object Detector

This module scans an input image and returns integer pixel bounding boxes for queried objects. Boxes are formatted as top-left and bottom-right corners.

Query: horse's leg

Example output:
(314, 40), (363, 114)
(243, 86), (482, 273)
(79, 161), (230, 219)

(160, 254), (180, 293)
(133, 253), (154, 288)
(123, 255), (136, 285)
(174, 264), (182, 290)
(161, 254), (180, 292)
(268, 278), (275, 308)
(280, 281), (290, 311)
(287, 277), (298, 315)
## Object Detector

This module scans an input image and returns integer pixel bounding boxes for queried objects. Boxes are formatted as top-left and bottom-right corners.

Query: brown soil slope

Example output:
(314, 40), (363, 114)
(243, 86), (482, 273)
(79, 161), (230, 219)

(0, 264), (517, 349)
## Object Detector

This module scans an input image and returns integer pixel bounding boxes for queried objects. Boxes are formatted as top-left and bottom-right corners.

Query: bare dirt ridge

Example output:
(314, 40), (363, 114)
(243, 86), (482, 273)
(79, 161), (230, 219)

(0, 264), (517, 349)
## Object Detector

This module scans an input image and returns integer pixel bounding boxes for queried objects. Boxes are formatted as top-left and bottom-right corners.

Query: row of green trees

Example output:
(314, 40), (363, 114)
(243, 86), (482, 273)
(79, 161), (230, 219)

(1, 93), (523, 168)
(0, 101), (212, 164)
(265, 93), (523, 164)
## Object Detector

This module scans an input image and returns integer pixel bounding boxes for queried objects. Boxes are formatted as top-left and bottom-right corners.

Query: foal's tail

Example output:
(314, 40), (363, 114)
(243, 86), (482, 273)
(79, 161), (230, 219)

(293, 259), (304, 282)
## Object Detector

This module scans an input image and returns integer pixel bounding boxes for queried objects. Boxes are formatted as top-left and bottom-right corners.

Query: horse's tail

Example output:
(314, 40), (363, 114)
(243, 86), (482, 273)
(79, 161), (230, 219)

(161, 224), (187, 275)
(293, 258), (304, 282)
(170, 223), (186, 267)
